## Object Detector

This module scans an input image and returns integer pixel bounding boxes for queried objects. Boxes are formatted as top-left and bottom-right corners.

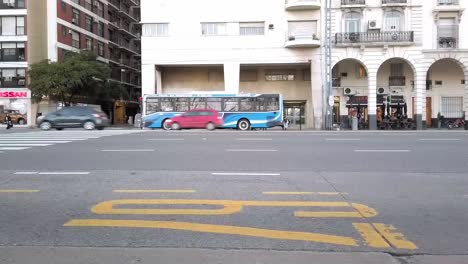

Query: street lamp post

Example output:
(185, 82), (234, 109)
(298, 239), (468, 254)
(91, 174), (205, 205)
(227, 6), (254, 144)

(323, 0), (333, 130)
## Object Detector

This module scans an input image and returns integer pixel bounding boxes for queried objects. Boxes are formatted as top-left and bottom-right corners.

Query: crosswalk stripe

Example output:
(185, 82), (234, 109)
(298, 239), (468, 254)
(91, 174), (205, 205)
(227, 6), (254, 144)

(0, 147), (31, 150)
(0, 141), (71, 144)
(0, 144), (52, 146)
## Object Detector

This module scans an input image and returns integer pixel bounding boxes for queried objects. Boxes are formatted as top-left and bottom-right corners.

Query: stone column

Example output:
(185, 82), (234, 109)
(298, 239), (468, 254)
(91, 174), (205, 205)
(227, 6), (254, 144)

(464, 73), (468, 130)
(368, 71), (377, 130)
(414, 71), (427, 130)
(224, 62), (240, 94)
(311, 57), (323, 129)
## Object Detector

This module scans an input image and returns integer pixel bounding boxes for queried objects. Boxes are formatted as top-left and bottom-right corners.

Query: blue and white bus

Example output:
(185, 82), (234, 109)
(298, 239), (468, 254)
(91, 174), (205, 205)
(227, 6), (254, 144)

(143, 93), (283, 130)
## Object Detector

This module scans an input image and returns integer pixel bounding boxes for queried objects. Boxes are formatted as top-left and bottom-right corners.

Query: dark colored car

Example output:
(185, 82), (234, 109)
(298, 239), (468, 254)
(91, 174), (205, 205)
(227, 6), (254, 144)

(0, 110), (27, 125)
(38, 106), (110, 130)
(166, 109), (223, 130)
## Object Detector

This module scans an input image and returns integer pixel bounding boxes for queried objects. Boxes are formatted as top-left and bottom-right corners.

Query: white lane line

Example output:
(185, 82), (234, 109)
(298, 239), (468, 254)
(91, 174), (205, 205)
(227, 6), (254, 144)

(0, 147), (31, 150)
(226, 149), (278, 152)
(101, 149), (155, 152)
(419, 138), (460, 141)
(325, 138), (361, 141)
(0, 144), (52, 147)
(15, 172), (39, 175)
(235, 138), (273, 141)
(354, 149), (411, 153)
(0, 141), (71, 144)
(38, 172), (90, 175)
(147, 138), (185, 141)
(212, 172), (281, 176)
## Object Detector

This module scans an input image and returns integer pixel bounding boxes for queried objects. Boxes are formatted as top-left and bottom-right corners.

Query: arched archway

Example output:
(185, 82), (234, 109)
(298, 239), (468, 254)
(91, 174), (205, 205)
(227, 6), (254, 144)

(376, 57), (416, 129)
(331, 58), (369, 129)
(426, 58), (467, 128)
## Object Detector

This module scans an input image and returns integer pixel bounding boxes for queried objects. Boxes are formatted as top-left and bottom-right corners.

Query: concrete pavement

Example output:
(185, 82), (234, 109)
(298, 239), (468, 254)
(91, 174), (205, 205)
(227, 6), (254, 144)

(1, 129), (468, 263)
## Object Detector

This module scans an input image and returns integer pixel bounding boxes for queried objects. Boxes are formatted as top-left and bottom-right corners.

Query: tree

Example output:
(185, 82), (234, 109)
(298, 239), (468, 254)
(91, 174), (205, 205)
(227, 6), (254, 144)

(29, 51), (111, 106)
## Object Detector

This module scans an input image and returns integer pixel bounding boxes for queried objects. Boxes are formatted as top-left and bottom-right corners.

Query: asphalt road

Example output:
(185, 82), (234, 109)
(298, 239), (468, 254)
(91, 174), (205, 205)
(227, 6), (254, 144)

(0, 129), (467, 264)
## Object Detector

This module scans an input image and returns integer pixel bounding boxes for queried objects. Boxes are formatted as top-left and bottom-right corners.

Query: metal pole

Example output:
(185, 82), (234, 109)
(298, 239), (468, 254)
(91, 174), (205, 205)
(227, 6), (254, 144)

(323, 0), (333, 130)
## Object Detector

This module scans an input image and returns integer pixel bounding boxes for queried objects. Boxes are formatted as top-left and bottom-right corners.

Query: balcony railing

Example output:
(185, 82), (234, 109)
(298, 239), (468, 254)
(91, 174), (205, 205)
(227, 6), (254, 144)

(0, 0), (25, 9)
(0, 78), (27, 88)
(389, 76), (406, 86)
(438, 26), (458, 49)
(341, 0), (365, 5)
(285, 0), (321, 10)
(335, 31), (414, 45)
(382, 0), (407, 4)
(438, 0), (458, 5)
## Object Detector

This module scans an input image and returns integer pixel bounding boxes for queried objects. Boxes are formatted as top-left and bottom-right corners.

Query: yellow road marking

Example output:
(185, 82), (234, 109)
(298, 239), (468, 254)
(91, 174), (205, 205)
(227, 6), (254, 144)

(0, 190), (39, 193)
(353, 223), (391, 248)
(64, 219), (358, 246)
(114, 190), (196, 193)
(295, 203), (377, 218)
(90, 199), (377, 218)
(262, 192), (347, 195)
(372, 223), (418, 250)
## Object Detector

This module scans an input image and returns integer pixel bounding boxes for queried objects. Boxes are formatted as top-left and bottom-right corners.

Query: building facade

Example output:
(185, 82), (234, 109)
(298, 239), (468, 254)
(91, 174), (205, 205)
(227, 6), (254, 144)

(27, 0), (141, 124)
(0, 0), (31, 127)
(141, 0), (323, 129)
(331, 0), (467, 130)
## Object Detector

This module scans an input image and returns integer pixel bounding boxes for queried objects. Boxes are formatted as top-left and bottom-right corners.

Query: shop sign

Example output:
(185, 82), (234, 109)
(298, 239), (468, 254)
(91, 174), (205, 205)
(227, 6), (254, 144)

(0, 90), (31, 99)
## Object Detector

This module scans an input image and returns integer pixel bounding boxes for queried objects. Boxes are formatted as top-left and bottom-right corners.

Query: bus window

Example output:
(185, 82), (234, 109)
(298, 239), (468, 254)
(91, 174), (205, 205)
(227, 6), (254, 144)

(257, 97), (266, 111)
(190, 98), (206, 110)
(206, 98), (222, 111)
(146, 98), (160, 114)
(240, 97), (256, 111)
(223, 97), (239, 112)
(265, 97), (279, 111)
(160, 98), (174, 112)
(174, 98), (189, 112)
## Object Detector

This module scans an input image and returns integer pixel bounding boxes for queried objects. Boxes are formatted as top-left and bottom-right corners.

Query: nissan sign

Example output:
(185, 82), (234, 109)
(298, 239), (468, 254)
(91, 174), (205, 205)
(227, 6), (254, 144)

(0, 91), (30, 98)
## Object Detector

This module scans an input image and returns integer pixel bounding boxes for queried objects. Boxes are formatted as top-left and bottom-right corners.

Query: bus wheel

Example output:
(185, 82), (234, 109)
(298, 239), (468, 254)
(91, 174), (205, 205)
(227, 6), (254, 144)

(237, 119), (250, 131)
(162, 119), (171, 130)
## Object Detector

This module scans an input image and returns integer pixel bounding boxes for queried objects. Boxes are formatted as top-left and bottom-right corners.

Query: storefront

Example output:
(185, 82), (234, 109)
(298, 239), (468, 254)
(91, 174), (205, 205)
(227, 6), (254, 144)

(0, 89), (32, 127)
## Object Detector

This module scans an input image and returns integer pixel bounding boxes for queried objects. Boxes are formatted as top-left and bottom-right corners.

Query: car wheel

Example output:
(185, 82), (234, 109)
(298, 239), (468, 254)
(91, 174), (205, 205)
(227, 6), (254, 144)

(237, 119), (250, 131)
(97, 127), (104, 130)
(171, 122), (180, 130)
(56, 128), (64, 131)
(206, 122), (216, 131)
(18, 119), (25, 125)
(40, 121), (52, 131)
(83, 121), (96, 130)
(162, 119), (172, 130)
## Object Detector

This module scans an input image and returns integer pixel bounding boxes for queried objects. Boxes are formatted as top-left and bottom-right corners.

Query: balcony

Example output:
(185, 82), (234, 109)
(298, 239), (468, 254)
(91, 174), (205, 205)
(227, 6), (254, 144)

(285, 33), (320, 48)
(335, 31), (414, 46)
(0, 0), (25, 9)
(389, 76), (406, 86)
(341, 0), (365, 7)
(434, 0), (463, 12)
(438, 26), (458, 49)
(382, 0), (407, 7)
(0, 78), (26, 88)
(285, 0), (321, 10)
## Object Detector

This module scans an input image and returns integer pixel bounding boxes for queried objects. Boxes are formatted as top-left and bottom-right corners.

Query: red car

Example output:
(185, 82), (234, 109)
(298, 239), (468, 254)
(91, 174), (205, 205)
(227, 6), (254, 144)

(167, 109), (223, 130)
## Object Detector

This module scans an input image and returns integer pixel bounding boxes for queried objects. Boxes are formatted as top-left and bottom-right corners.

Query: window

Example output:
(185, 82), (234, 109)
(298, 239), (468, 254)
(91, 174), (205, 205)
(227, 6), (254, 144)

(1, 43), (25, 61)
(239, 98), (256, 111)
(201, 22), (227, 36)
(0, 68), (26, 87)
(441, 96), (463, 118)
(265, 97), (279, 111)
(265, 73), (295, 81)
(390, 63), (404, 76)
(16, 16), (24, 35)
(288, 21), (317, 40)
(438, 17), (458, 49)
(223, 98), (239, 112)
(160, 98), (174, 112)
(97, 42), (104, 56)
(206, 98), (222, 111)
(71, 0), (80, 4)
(1, 17), (16, 35)
(384, 10), (403, 31)
(239, 22), (264, 36)
(142, 23), (169, 37)
(61, 1), (66, 11)
(174, 98), (189, 112)
(356, 64), (367, 78)
(146, 98), (160, 114)
(71, 31), (80, 48)
(85, 37), (92, 50)
(344, 12), (361, 33)
(85, 15), (93, 32)
(62, 25), (68, 36)
(97, 22), (104, 37)
(190, 98), (206, 109)
(240, 70), (258, 82)
(72, 8), (80, 25)
(85, 0), (92, 10)
(96, 1), (104, 17)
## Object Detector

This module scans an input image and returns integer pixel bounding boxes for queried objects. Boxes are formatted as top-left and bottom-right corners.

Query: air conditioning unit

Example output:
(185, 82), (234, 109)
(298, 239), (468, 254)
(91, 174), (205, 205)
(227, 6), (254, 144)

(68, 29), (73, 34)
(390, 87), (404, 95)
(368, 20), (380, 30)
(343, 87), (358, 95)
(377, 87), (390, 95)
(18, 79), (26, 86)
(72, 18), (77, 24)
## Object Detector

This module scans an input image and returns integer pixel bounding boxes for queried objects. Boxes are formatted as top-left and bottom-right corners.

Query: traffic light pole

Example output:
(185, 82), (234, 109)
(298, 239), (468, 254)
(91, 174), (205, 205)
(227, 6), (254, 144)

(323, 0), (333, 130)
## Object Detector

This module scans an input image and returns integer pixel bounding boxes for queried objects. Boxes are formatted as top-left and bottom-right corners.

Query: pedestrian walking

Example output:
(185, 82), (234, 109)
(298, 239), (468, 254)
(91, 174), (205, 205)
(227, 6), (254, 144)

(4, 113), (12, 130)
(283, 119), (289, 130)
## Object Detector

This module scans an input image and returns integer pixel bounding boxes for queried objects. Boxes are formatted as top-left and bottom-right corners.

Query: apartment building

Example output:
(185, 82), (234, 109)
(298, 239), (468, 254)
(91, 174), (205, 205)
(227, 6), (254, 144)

(331, 0), (468, 130)
(0, 0), (31, 126)
(141, 0), (323, 129)
(27, 0), (141, 124)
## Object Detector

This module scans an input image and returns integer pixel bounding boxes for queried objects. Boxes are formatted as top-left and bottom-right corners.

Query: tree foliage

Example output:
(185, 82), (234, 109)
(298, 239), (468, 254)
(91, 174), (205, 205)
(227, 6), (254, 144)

(29, 51), (126, 106)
